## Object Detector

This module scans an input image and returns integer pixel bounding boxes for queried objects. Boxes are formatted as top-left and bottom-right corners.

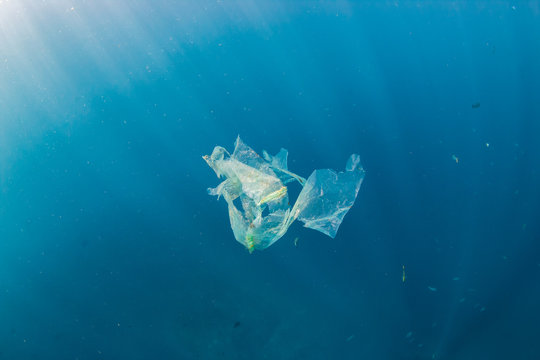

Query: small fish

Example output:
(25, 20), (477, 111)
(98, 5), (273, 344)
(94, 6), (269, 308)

(346, 335), (355, 342)
(428, 286), (437, 292)
(472, 102), (481, 109)
(402, 265), (406, 283)
(452, 277), (460, 281)
(294, 237), (299, 247)
(452, 154), (459, 164)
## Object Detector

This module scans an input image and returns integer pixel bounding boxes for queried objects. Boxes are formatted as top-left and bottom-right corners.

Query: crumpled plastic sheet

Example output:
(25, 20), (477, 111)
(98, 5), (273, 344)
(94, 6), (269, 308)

(203, 136), (365, 253)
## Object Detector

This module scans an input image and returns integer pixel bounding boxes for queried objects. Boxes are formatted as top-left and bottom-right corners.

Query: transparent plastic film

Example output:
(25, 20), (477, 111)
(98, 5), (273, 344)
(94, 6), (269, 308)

(203, 136), (365, 252)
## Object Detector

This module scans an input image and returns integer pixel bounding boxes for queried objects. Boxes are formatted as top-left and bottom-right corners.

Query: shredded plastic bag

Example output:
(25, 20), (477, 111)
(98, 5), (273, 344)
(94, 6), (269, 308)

(203, 136), (365, 253)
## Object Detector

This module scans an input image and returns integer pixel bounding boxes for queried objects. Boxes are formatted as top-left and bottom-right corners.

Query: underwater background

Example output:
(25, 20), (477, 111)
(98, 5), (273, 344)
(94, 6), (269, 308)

(1, 1), (539, 359)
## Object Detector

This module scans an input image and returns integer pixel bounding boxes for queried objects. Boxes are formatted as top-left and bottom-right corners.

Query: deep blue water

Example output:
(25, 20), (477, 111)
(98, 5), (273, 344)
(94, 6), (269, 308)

(1, 1), (539, 359)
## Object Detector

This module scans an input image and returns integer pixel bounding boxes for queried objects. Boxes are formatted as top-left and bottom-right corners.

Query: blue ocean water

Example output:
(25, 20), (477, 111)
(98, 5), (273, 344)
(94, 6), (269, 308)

(1, 1), (539, 359)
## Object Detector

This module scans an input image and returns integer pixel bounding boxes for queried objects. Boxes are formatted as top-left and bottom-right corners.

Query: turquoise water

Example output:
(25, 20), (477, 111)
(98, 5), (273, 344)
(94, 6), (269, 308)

(1, 2), (539, 359)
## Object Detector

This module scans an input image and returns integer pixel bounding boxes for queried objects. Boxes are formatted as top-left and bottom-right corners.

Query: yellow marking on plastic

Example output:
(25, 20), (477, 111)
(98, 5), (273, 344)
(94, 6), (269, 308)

(246, 234), (255, 254)
(258, 186), (287, 206)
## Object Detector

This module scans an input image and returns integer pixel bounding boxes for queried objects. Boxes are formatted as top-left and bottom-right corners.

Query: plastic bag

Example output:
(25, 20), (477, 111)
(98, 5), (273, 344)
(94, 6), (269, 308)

(203, 136), (365, 252)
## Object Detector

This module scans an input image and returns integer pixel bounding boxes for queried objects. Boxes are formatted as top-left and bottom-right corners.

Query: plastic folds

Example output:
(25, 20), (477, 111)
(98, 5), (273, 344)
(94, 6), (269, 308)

(203, 137), (365, 252)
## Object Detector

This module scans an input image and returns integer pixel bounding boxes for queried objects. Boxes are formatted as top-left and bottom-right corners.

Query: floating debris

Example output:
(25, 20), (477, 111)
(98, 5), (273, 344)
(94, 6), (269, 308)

(428, 286), (437, 292)
(204, 137), (365, 252)
(405, 331), (415, 343)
